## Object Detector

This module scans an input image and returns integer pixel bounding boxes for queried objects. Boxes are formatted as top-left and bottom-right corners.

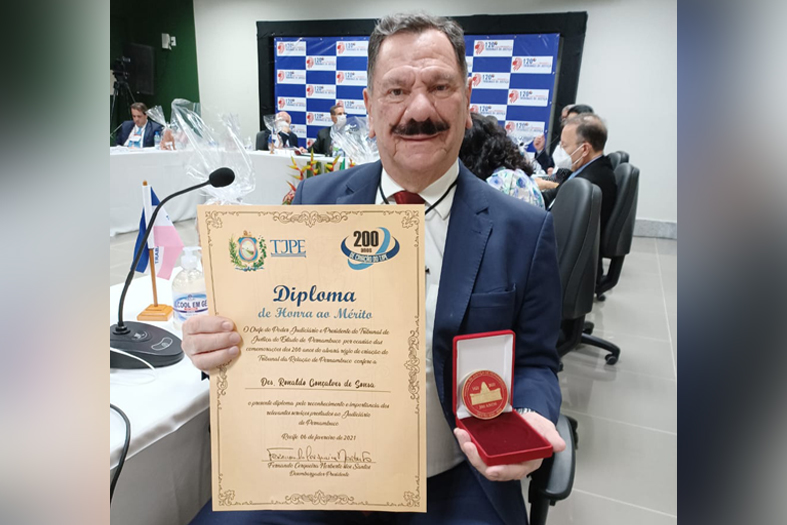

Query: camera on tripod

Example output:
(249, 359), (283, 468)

(111, 56), (132, 81)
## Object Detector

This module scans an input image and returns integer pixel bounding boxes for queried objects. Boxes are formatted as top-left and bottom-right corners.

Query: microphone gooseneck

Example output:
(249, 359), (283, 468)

(113, 167), (235, 333)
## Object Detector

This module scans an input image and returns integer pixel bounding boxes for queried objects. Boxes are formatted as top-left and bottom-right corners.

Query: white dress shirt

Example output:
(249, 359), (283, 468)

(124, 124), (145, 148)
(377, 161), (466, 477)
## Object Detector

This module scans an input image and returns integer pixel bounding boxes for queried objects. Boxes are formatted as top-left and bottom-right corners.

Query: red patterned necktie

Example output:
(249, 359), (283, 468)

(392, 191), (425, 205)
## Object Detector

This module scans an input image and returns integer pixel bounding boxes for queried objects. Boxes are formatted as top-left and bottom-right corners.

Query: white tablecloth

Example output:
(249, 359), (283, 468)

(110, 148), (204, 237)
(110, 274), (210, 525)
(110, 148), (338, 236)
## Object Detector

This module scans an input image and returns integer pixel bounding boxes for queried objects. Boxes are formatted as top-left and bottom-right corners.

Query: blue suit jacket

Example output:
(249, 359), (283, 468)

(116, 120), (163, 148)
(293, 160), (562, 525)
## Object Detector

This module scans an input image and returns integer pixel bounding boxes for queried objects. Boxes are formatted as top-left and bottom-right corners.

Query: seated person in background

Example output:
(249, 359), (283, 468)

(538, 113), (618, 235)
(255, 111), (304, 151)
(533, 103), (594, 175)
(459, 113), (544, 209)
(309, 104), (346, 155)
(115, 102), (163, 148)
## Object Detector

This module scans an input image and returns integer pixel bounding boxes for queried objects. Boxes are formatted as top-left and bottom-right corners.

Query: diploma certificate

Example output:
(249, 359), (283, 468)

(198, 205), (426, 512)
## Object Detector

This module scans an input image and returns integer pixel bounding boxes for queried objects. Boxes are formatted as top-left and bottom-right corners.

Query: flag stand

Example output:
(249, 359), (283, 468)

(137, 181), (174, 321)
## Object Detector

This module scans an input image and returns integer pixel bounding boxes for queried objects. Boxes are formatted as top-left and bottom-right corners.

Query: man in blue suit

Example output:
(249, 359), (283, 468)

(115, 102), (163, 148)
(182, 13), (564, 525)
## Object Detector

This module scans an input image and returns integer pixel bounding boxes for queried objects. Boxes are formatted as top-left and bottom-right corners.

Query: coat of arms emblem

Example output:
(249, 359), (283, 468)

(229, 231), (267, 271)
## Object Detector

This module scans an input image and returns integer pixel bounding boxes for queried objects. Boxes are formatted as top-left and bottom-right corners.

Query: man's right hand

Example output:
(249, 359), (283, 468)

(533, 135), (545, 153)
(181, 316), (240, 372)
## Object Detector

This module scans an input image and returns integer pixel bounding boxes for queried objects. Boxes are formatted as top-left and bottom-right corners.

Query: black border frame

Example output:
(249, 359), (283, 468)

(257, 12), (587, 146)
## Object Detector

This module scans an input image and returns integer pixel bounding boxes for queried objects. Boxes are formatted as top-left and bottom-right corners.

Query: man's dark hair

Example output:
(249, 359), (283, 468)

(367, 13), (466, 90)
(567, 103), (593, 116)
(459, 113), (534, 179)
(130, 102), (148, 114)
(329, 104), (343, 116)
(566, 113), (607, 152)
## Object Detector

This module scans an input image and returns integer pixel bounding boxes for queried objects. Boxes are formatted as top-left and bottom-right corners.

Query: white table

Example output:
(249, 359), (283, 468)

(110, 148), (205, 236)
(110, 148), (338, 236)
(110, 274), (210, 525)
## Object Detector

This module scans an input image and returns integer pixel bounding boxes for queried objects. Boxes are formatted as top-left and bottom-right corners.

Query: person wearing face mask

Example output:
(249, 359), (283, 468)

(532, 103), (594, 178)
(309, 104), (346, 155)
(540, 113), (618, 236)
(256, 111), (305, 151)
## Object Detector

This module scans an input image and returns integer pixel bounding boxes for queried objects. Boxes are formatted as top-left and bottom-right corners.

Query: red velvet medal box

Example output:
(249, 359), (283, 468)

(453, 330), (553, 466)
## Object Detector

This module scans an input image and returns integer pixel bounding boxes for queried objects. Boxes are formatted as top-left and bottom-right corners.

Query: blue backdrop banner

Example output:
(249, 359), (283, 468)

(273, 33), (559, 150)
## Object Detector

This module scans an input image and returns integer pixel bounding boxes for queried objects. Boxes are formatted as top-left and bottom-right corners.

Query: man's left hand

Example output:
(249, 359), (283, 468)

(454, 411), (565, 482)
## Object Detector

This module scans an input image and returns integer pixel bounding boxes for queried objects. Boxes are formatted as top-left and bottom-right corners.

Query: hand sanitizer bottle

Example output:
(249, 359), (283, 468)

(172, 247), (208, 330)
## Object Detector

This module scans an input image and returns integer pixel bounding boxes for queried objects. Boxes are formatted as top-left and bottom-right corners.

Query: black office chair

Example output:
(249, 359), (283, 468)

(255, 130), (269, 151)
(594, 162), (640, 300)
(607, 150), (630, 170)
(524, 178), (600, 524)
(528, 414), (577, 525)
(576, 163), (640, 364)
(551, 178), (602, 358)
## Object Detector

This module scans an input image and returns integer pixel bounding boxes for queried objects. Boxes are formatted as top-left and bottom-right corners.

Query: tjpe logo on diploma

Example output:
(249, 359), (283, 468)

(341, 227), (400, 270)
(230, 231), (267, 271)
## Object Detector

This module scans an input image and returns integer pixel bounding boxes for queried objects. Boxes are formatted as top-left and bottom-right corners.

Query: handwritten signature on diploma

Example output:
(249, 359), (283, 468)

(267, 446), (374, 464)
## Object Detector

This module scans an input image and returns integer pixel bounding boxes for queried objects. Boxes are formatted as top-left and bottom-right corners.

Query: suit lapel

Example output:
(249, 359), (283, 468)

(336, 161), (382, 205)
(432, 165), (492, 406)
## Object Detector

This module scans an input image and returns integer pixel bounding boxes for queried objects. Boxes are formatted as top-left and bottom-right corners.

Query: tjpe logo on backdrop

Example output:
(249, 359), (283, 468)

(277, 97), (306, 111)
(338, 99), (367, 115)
(336, 41), (368, 56)
(472, 104), (507, 122)
(511, 56), (553, 74)
(275, 40), (306, 56)
(306, 112), (332, 126)
(305, 84), (336, 99)
(277, 70), (306, 84)
(505, 120), (545, 137)
(473, 39), (514, 56)
(306, 56), (336, 70)
(508, 89), (549, 107)
(336, 71), (367, 86)
(471, 72), (510, 89)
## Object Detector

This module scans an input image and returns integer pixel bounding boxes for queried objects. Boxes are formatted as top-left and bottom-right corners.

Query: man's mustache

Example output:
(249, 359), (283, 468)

(391, 119), (450, 136)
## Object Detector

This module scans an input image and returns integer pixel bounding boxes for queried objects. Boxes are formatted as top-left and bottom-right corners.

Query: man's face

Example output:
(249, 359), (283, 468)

(560, 108), (570, 125)
(560, 124), (588, 171)
(364, 30), (472, 179)
(131, 109), (147, 128)
(331, 107), (346, 124)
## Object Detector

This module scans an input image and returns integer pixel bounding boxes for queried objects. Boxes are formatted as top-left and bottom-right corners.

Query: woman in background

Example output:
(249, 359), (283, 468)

(459, 113), (545, 209)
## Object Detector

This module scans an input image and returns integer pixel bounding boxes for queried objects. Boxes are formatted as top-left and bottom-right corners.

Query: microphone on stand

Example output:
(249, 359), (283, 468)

(110, 167), (235, 369)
